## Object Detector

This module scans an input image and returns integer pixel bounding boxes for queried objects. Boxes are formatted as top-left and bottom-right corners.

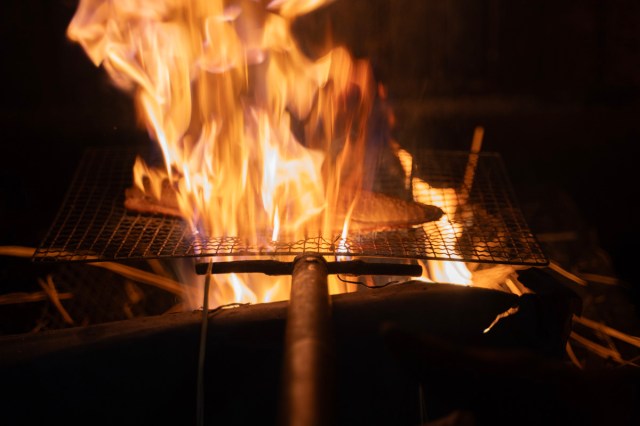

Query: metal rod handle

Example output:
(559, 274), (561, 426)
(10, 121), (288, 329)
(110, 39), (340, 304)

(281, 254), (333, 426)
(196, 258), (422, 277)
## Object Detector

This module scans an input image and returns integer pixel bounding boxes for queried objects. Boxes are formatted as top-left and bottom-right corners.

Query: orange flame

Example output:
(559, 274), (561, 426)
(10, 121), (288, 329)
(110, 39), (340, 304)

(68, 0), (371, 306)
(395, 147), (472, 286)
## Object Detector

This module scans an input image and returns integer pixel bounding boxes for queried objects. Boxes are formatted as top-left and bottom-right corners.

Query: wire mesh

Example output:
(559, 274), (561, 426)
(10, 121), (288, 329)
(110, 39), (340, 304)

(33, 147), (547, 266)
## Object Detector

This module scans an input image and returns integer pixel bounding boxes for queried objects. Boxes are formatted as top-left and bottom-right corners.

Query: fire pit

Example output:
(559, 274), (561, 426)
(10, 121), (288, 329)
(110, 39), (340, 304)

(2, 277), (581, 426)
(3, 0), (589, 424)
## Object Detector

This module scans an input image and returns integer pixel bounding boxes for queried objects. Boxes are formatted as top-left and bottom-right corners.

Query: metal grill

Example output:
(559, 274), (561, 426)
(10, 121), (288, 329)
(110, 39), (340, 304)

(33, 147), (547, 266)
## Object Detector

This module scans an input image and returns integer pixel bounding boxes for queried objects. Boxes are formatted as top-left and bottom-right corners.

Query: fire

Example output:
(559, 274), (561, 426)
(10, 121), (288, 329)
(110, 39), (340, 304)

(68, 0), (514, 305)
(393, 133), (527, 290)
(68, 0), (371, 306)
(395, 147), (472, 285)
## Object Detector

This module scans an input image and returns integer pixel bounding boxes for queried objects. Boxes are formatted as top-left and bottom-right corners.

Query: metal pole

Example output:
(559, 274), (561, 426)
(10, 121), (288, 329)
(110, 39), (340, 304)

(196, 259), (213, 426)
(281, 254), (333, 426)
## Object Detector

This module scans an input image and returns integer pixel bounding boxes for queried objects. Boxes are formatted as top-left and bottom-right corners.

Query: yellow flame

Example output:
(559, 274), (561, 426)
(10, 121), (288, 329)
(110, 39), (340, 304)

(396, 147), (472, 286)
(69, 0), (369, 307)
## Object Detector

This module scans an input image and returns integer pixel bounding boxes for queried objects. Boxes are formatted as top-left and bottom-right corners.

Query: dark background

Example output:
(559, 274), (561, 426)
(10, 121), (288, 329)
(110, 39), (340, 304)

(1, 0), (638, 296)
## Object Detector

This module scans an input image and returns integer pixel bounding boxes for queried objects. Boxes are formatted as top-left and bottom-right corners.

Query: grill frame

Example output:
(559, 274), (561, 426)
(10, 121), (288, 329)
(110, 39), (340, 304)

(33, 146), (548, 266)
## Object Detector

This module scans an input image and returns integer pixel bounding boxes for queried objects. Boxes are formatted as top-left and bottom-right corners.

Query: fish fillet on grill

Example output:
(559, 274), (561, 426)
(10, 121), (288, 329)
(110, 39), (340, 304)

(124, 181), (443, 231)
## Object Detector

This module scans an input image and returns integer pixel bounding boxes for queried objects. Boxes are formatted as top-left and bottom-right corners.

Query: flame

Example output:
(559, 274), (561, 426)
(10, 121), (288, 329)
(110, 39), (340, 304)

(395, 147), (472, 286)
(394, 144), (528, 289)
(69, 0), (372, 306)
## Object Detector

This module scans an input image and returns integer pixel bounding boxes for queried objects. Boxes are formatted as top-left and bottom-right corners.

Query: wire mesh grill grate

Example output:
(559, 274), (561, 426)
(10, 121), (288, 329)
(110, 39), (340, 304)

(33, 147), (547, 266)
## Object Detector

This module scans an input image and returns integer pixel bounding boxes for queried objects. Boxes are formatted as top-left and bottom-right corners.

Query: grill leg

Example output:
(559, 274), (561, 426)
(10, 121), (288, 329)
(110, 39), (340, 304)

(281, 254), (333, 426)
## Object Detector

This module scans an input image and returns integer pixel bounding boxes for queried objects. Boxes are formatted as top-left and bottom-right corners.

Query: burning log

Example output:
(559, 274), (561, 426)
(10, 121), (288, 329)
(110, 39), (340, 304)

(0, 281), (585, 425)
